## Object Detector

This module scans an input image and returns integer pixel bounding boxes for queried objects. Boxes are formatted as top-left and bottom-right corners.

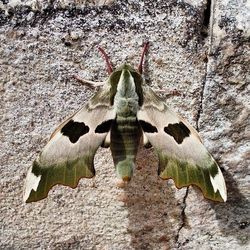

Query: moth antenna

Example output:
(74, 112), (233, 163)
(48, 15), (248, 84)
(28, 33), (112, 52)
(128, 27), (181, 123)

(138, 42), (149, 74)
(98, 47), (113, 75)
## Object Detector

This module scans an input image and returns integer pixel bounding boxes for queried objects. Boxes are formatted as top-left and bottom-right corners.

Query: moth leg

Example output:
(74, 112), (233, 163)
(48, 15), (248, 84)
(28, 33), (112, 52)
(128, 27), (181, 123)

(152, 88), (181, 97)
(73, 74), (105, 89)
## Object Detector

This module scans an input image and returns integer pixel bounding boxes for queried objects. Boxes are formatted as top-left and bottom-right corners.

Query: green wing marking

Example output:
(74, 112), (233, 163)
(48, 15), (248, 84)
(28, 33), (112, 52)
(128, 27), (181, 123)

(158, 153), (226, 202)
(24, 156), (95, 203)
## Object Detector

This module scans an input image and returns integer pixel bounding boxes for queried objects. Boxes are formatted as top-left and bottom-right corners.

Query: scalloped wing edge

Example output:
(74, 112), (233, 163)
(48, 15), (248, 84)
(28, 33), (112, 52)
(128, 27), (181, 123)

(158, 153), (227, 202)
(23, 155), (95, 203)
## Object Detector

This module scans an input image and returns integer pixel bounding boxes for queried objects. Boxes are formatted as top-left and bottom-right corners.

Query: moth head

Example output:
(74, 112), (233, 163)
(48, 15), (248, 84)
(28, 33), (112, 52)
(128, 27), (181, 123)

(109, 63), (142, 84)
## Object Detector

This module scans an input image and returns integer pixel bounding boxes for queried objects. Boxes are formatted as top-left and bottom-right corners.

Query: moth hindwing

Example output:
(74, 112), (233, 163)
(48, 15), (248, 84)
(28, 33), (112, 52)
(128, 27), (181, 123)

(24, 51), (227, 203)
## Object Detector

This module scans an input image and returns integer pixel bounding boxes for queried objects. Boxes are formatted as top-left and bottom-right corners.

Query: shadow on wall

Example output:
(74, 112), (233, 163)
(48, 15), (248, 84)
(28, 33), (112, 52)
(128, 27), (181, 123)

(124, 147), (181, 249)
(211, 170), (250, 245)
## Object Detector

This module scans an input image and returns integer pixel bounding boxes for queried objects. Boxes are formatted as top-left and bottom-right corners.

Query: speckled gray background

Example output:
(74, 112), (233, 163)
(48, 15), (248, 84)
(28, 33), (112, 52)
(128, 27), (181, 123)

(0, 0), (249, 249)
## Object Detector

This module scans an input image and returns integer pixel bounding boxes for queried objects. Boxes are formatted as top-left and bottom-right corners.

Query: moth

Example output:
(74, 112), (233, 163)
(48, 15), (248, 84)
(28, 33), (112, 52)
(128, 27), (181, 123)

(23, 43), (227, 203)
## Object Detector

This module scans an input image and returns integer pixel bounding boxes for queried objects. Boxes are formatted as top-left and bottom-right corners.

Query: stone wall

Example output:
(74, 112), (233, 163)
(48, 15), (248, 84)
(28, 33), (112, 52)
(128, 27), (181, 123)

(0, 0), (249, 249)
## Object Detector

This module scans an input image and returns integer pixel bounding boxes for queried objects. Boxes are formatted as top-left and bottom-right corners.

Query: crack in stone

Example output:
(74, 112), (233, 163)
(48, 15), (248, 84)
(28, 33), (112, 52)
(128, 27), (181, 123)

(196, 63), (208, 131)
(176, 1), (216, 246)
(203, 0), (212, 29)
(196, 0), (215, 131)
(176, 19), (212, 248)
(175, 187), (189, 247)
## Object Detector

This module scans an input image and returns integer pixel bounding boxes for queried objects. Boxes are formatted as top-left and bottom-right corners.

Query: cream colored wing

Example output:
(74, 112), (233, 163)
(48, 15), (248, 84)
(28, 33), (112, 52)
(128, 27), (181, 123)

(137, 88), (227, 202)
(24, 86), (115, 203)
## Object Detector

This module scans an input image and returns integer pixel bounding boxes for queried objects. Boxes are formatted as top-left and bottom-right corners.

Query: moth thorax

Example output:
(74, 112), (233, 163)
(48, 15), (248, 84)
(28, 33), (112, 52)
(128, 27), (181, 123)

(114, 69), (140, 116)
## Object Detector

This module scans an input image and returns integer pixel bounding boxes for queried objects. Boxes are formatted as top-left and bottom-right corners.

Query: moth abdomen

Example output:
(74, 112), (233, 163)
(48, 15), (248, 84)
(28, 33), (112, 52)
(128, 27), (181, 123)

(112, 117), (138, 133)
(110, 115), (142, 181)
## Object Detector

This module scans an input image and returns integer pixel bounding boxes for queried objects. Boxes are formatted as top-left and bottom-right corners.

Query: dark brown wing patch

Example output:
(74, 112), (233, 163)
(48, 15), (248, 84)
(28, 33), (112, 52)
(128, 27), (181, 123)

(164, 122), (190, 144)
(61, 120), (89, 143)
(95, 119), (114, 133)
(139, 120), (158, 133)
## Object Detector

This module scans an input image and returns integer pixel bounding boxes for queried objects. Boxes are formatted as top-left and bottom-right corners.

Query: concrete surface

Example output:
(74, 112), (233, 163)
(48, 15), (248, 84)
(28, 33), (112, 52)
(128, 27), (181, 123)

(0, 0), (249, 249)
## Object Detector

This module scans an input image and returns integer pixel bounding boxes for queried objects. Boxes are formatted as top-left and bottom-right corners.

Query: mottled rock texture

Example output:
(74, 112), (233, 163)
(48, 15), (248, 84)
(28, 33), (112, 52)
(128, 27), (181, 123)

(0, 0), (249, 249)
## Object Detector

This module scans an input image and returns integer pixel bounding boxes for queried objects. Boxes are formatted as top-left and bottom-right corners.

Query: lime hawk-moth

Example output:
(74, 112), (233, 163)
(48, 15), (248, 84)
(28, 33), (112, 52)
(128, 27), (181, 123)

(23, 43), (227, 203)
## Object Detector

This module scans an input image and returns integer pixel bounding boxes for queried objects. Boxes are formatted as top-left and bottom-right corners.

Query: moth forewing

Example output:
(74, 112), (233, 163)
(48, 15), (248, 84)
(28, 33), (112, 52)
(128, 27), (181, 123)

(138, 88), (227, 202)
(23, 85), (116, 203)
